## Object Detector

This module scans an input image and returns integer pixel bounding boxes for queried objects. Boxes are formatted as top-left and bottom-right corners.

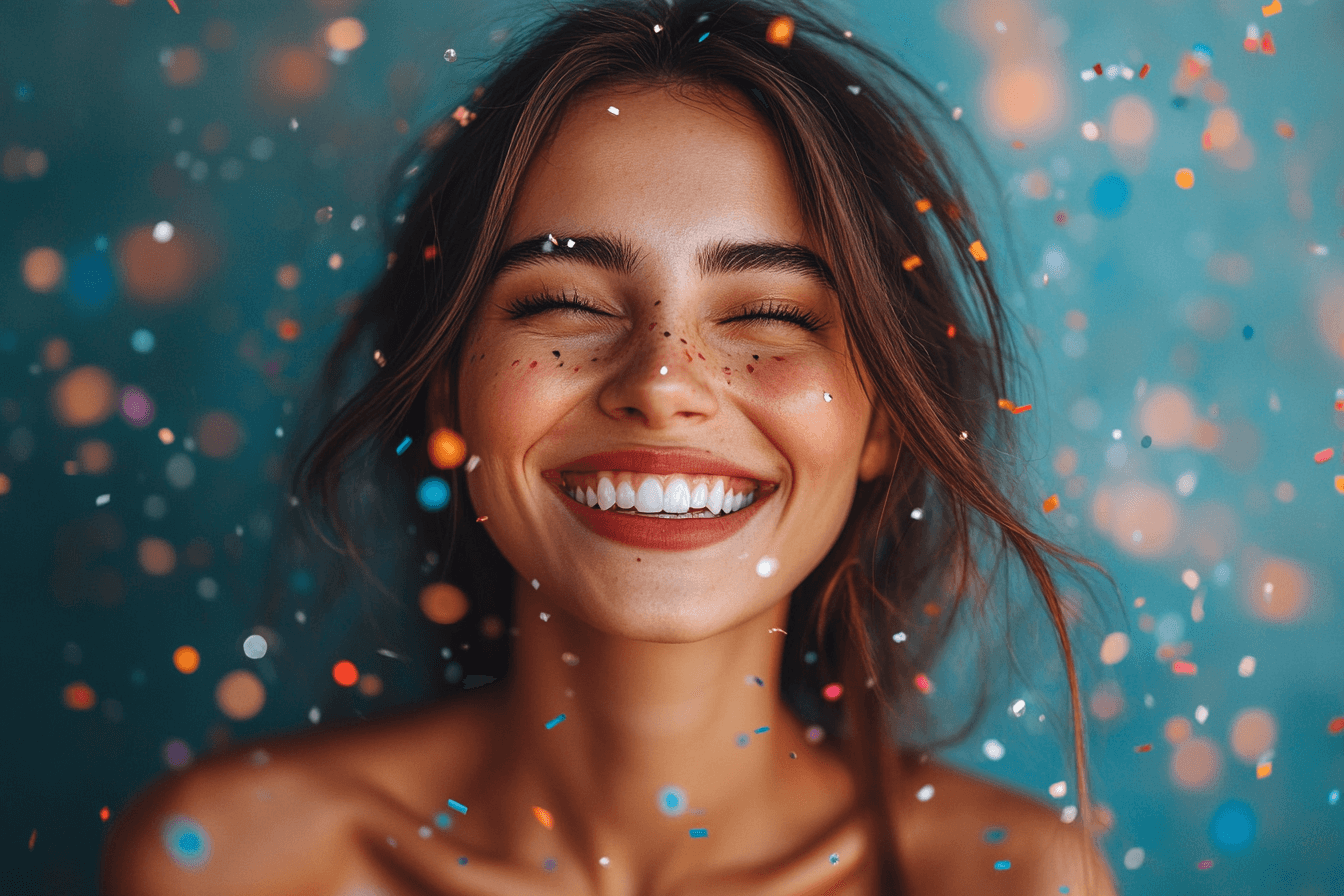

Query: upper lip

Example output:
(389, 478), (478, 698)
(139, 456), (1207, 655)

(542, 448), (777, 484)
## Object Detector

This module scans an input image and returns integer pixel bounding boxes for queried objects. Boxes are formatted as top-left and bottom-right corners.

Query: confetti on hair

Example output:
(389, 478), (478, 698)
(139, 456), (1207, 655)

(916, 784), (934, 801)
(822, 683), (843, 701)
(968, 240), (988, 262)
(545, 713), (566, 729)
(915, 198), (932, 213)
(765, 15), (794, 47)
(452, 105), (476, 126)
(423, 245), (438, 261)
(1314, 447), (1334, 463)
(901, 255), (923, 271)
(1042, 494), (1060, 514)
(396, 436), (412, 456)
(946, 324), (956, 338)
(100, 806), (110, 821)
(1012, 404), (1032, 414)
(532, 806), (554, 829)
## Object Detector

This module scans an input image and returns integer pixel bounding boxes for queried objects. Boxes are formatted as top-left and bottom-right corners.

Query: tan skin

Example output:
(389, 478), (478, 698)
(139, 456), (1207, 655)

(101, 85), (1117, 896)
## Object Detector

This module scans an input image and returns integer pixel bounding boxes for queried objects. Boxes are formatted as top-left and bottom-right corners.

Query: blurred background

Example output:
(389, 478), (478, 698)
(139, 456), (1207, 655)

(4, 0), (1342, 892)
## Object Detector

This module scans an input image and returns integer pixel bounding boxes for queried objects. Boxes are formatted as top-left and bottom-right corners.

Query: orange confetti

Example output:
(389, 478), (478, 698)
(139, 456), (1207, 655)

(28, 830), (36, 850)
(1326, 717), (1344, 734)
(765, 15), (794, 47)
(277, 319), (300, 341)
(1335, 475), (1344, 494)
(946, 324), (956, 338)
(1256, 761), (1272, 778)
(1175, 168), (1195, 189)
(1172, 660), (1198, 676)
(166, 0), (180, 12)
(1314, 448), (1335, 464)
(423, 245), (438, 261)
(915, 198), (932, 213)
(332, 660), (359, 686)
(532, 806), (554, 829)
(1134, 743), (1153, 753)
(901, 255), (923, 271)
(1261, 0), (1281, 16)
(99, 807), (110, 822)
(1138, 63), (1150, 79)
(1261, 32), (1276, 54)
(173, 645), (200, 675)
(997, 398), (1015, 410)
(1333, 398), (1342, 410)
(428, 428), (468, 469)
(1274, 121), (1296, 139)
(1011, 404), (1032, 414)
(1042, 494), (1059, 514)
(968, 240), (988, 262)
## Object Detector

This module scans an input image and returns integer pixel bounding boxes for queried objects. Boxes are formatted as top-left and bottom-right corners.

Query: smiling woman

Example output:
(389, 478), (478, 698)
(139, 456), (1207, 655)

(102, 2), (1118, 894)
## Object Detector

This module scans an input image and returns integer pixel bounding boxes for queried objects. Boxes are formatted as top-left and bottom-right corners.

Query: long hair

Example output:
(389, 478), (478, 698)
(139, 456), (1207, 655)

(272, 1), (1117, 890)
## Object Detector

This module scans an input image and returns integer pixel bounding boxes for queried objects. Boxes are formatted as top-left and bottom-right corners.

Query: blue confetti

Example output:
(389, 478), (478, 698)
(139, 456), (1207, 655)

(1209, 800), (1256, 853)
(417, 477), (450, 511)
(1140, 435), (1152, 448)
(396, 436), (412, 455)
(689, 828), (708, 838)
(657, 785), (686, 816)
(698, 32), (709, 42)
(754, 726), (770, 734)
(434, 812), (452, 829)
(458, 856), (468, 865)
(161, 815), (210, 868)
(545, 713), (566, 729)
(1089, 173), (1131, 219)
(983, 827), (1006, 844)
(994, 859), (1012, 871)
(1330, 789), (1339, 806)
(447, 798), (468, 814)
(1243, 325), (1254, 340)
(829, 852), (839, 864)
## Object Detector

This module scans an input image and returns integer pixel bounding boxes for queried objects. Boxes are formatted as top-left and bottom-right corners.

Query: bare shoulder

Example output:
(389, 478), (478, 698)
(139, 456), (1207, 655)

(884, 750), (1118, 896)
(100, 696), (493, 896)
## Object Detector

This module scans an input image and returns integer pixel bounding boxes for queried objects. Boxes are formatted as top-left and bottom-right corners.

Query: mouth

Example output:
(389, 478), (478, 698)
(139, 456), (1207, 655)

(544, 470), (778, 551)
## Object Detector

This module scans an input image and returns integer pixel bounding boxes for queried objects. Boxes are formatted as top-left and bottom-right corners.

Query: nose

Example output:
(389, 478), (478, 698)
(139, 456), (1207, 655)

(597, 316), (720, 427)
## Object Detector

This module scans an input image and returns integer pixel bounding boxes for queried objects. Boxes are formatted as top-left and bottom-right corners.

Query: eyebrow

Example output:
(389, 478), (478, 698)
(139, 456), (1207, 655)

(489, 232), (836, 290)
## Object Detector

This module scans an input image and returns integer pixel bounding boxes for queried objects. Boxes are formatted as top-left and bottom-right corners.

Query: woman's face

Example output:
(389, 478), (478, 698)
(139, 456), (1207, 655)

(447, 83), (893, 643)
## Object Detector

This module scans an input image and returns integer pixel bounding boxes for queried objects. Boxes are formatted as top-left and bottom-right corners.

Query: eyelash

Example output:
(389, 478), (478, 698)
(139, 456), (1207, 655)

(504, 289), (826, 331)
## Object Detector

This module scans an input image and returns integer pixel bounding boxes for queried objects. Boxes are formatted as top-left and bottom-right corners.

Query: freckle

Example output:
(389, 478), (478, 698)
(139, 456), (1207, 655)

(591, 358), (598, 362)
(636, 557), (641, 562)
(747, 364), (754, 373)
(654, 301), (661, 306)
(572, 366), (581, 373)
(552, 350), (560, 358)
(752, 355), (759, 360)
(663, 331), (670, 337)
(772, 356), (785, 362)
(512, 360), (520, 367)
(529, 361), (538, 369)
(697, 353), (705, 360)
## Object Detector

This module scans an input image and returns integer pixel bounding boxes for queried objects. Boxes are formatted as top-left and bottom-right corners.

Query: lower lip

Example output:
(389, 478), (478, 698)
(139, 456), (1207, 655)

(555, 485), (774, 551)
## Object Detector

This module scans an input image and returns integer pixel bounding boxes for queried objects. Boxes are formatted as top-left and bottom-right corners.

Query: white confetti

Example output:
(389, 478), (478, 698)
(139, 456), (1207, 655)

(1049, 781), (1067, 798)
(607, 106), (620, 115)
(539, 611), (550, 621)
(1123, 847), (1144, 870)
(308, 706), (321, 723)
(152, 221), (174, 243)
(443, 48), (457, 62)
(755, 556), (779, 577)
(1061, 805), (1078, 823)
(466, 454), (481, 473)
(96, 494), (111, 506)
(910, 507), (923, 520)
(892, 631), (907, 642)
(531, 578), (540, 590)
(1010, 698), (1026, 717)
(982, 738), (1005, 761)
(915, 784), (934, 802)
(1195, 705), (1209, 724)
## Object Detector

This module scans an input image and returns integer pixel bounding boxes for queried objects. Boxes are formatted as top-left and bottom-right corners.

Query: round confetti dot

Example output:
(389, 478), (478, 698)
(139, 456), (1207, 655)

(332, 660), (358, 687)
(1123, 847), (1145, 870)
(419, 582), (469, 624)
(443, 48), (457, 62)
(173, 645), (200, 674)
(215, 669), (266, 721)
(829, 853), (839, 865)
(1242, 325), (1253, 340)
(916, 784), (934, 802)
(417, 476), (451, 511)
(1089, 172), (1131, 218)
(1099, 632), (1130, 665)
(161, 815), (210, 868)
(1175, 168), (1195, 189)
(1140, 435), (1152, 448)
(435, 812), (452, 829)
(735, 733), (750, 747)
(983, 827), (1006, 843)
(656, 786), (686, 816)
(982, 739), (1006, 761)
(1209, 800), (1256, 853)
(599, 856), (610, 866)
(822, 683), (844, 702)
(242, 634), (267, 659)
(428, 428), (468, 469)
(755, 556), (779, 577)
(62, 681), (96, 711)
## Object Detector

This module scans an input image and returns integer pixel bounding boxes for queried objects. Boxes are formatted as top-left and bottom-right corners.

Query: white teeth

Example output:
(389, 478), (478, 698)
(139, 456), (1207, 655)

(585, 485), (597, 508)
(662, 478), (692, 514)
(634, 478), (663, 513)
(689, 481), (708, 509)
(615, 480), (637, 510)
(707, 480), (724, 515)
(724, 489), (736, 514)
(597, 477), (617, 510)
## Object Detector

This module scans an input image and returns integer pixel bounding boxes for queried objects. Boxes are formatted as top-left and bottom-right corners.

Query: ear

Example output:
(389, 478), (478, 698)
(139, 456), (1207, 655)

(857, 404), (899, 483)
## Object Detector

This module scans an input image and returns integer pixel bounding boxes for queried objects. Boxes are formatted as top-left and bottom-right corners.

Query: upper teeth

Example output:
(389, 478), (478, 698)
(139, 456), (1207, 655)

(560, 472), (763, 515)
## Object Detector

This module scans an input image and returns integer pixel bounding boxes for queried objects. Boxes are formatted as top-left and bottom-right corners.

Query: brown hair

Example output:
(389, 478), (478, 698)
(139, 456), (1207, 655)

(276, 1), (1117, 890)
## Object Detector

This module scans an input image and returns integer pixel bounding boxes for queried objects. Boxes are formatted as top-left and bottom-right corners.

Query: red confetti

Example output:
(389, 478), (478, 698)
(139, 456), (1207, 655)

(1172, 660), (1198, 676)
(1261, 32), (1276, 54)
(28, 830), (36, 850)
(165, 0), (180, 12)
(332, 660), (359, 687)
(822, 683), (844, 702)
(1139, 63), (1150, 79)
(99, 807), (110, 822)
(1198, 859), (1214, 870)
(1328, 717), (1344, 734)
(1011, 404), (1032, 414)
(1313, 447), (1335, 464)
(1092, 63), (1104, 76)
(1135, 743), (1153, 753)
(423, 245), (438, 261)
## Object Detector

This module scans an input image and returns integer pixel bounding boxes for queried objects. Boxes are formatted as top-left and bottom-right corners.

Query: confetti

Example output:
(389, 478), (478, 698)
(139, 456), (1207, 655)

(1049, 781), (1067, 798)
(532, 806), (553, 829)
(916, 784), (934, 801)
(915, 198), (932, 213)
(443, 48), (457, 62)
(1135, 743), (1153, 752)
(165, 0), (180, 12)
(968, 240), (988, 262)
(1261, 0), (1281, 15)
(994, 860), (1012, 870)
(901, 255), (923, 271)
(96, 493), (110, 506)
(822, 683), (844, 701)
(1139, 63), (1150, 78)
(765, 15), (794, 47)
(1042, 494), (1059, 514)
(830, 853), (839, 864)
(332, 660), (358, 686)
(1327, 717), (1344, 735)
(545, 713), (566, 729)
(1313, 447), (1334, 463)
(1175, 168), (1195, 189)
(1172, 660), (1198, 676)
(689, 828), (708, 838)
(396, 436), (412, 455)
(1256, 761), (1272, 779)
(607, 106), (620, 116)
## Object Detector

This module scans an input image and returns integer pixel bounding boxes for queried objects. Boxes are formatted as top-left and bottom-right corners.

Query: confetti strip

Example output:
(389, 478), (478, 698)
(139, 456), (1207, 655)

(396, 436), (412, 455)
(448, 799), (468, 814)
(689, 828), (708, 838)
(532, 806), (554, 829)
(1139, 63), (1150, 78)
(1172, 660), (1198, 676)
(901, 255), (923, 271)
(1314, 447), (1334, 463)
(545, 713), (567, 729)
(165, 0), (180, 12)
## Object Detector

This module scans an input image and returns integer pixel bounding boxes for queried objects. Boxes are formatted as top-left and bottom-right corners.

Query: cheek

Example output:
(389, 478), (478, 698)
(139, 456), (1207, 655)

(739, 352), (866, 451)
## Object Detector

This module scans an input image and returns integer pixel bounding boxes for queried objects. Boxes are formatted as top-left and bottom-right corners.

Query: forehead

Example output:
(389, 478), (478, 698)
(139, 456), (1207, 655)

(505, 83), (811, 254)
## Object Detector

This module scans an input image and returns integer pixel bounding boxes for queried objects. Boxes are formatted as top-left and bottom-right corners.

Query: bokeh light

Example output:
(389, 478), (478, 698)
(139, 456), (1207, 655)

(172, 645), (200, 674)
(332, 660), (358, 686)
(428, 428), (468, 469)
(50, 365), (116, 428)
(22, 247), (65, 293)
(1229, 707), (1278, 764)
(117, 224), (199, 305)
(215, 669), (266, 720)
(419, 582), (469, 624)
(1170, 736), (1222, 791)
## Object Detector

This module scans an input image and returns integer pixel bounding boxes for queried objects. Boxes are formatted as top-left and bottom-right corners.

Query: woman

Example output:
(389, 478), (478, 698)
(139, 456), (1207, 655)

(102, 0), (1119, 893)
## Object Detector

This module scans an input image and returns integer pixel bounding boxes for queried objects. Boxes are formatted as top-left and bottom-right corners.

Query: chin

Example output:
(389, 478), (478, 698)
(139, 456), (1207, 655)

(574, 590), (774, 644)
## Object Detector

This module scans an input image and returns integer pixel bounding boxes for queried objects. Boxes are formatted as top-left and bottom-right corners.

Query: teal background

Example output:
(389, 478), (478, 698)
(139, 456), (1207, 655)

(3, 0), (1342, 892)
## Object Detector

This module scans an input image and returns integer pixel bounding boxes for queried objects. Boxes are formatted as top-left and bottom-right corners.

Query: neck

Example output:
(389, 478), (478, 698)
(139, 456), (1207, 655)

(494, 573), (825, 877)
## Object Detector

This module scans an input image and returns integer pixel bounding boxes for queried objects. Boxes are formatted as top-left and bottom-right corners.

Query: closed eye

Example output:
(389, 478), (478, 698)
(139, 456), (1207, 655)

(504, 290), (827, 331)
